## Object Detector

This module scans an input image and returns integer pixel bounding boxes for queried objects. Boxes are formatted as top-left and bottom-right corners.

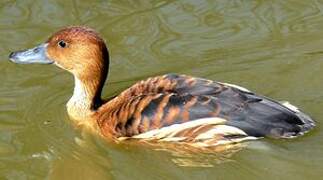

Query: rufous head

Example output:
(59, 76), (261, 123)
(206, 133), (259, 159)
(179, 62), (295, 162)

(9, 26), (109, 80)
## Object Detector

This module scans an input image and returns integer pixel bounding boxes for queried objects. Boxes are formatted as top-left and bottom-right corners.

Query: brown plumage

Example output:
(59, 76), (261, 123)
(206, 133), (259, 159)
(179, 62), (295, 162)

(9, 26), (315, 148)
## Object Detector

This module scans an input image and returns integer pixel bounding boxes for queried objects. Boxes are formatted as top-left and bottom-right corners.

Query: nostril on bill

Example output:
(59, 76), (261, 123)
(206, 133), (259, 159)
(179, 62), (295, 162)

(33, 47), (39, 53)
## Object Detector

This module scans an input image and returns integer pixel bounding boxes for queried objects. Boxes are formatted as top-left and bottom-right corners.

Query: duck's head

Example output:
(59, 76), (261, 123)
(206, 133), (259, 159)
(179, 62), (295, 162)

(9, 26), (110, 119)
(9, 26), (109, 80)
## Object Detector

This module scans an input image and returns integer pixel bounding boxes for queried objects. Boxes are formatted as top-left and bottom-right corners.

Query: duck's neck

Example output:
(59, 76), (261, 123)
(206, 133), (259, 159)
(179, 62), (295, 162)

(67, 76), (98, 120)
(67, 73), (107, 120)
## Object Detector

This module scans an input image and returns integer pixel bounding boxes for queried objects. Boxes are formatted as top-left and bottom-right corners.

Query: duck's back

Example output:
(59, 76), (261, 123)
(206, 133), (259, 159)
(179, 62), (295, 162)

(97, 74), (315, 146)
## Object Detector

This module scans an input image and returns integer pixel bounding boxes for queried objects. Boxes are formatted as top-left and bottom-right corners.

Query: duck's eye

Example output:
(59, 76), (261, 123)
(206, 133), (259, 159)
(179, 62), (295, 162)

(58, 40), (67, 48)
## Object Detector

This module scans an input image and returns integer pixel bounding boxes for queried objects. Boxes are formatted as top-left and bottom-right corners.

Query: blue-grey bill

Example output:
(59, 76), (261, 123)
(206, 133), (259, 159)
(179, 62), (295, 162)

(9, 43), (54, 64)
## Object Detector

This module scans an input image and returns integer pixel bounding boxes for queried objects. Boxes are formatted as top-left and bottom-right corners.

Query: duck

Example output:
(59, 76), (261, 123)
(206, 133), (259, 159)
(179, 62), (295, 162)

(8, 26), (315, 148)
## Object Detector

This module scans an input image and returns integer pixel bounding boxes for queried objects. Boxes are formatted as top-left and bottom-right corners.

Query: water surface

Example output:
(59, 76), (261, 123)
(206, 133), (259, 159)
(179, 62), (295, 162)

(0, 0), (322, 179)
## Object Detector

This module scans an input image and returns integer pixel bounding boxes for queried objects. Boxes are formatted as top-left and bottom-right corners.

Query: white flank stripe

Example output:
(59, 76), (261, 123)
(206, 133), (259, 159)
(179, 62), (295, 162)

(123, 117), (259, 147)
(159, 137), (187, 142)
(132, 117), (226, 139)
(195, 125), (247, 140)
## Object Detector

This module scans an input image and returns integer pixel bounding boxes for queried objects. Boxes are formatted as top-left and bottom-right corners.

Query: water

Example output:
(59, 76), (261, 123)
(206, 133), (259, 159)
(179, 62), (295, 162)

(1, 0), (323, 179)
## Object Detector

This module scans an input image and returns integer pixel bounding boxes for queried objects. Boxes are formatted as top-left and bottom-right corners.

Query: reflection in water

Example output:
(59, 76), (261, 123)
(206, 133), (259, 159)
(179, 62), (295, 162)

(121, 140), (247, 167)
(1, 0), (323, 179)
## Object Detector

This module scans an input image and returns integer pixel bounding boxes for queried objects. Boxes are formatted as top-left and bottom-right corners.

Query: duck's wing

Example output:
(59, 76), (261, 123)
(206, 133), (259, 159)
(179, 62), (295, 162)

(98, 80), (315, 145)
(117, 73), (260, 99)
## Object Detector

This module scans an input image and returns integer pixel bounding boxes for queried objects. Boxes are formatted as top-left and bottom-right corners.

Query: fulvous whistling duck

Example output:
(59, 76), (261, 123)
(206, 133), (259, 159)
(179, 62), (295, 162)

(9, 26), (315, 147)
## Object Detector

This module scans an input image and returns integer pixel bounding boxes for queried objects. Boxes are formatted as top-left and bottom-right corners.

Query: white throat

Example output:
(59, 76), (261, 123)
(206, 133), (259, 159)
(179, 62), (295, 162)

(67, 76), (93, 119)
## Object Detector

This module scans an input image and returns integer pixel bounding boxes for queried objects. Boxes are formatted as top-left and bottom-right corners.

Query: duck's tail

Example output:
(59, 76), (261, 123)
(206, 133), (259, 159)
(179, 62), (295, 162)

(280, 101), (315, 137)
(226, 98), (316, 139)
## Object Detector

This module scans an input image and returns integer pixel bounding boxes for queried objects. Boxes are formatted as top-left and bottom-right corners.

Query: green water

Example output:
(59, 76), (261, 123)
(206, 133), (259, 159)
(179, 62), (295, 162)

(1, 0), (323, 179)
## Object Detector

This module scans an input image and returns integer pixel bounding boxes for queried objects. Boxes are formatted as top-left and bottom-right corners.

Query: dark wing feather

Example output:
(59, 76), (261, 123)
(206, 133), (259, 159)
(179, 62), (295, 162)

(163, 74), (315, 138)
(163, 73), (226, 96)
(99, 74), (315, 139)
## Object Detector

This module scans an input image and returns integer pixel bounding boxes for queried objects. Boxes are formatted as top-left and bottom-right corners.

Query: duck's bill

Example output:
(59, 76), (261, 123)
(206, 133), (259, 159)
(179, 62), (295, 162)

(9, 43), (54, 64)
